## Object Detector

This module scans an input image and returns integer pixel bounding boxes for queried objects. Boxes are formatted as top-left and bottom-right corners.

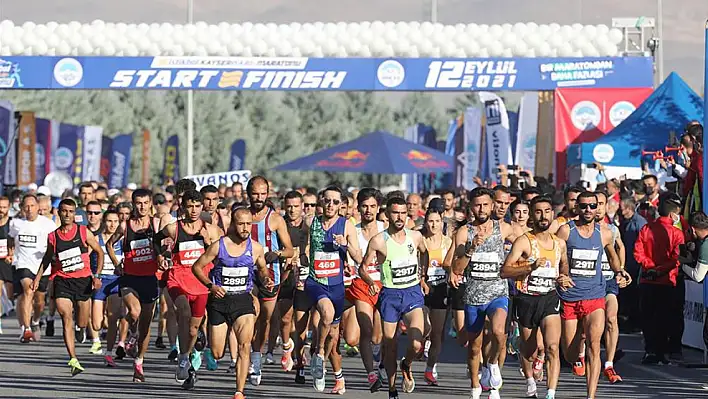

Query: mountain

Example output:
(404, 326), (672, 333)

(3, 0), (707, 90)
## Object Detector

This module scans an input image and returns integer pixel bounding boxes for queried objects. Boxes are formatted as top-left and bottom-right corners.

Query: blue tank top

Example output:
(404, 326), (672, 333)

(210, 237), (255, 295)
(559, 221), (605, 301)
(91, 234), (123, 276)
(308, 216), (348, 286)
(251, 208), (281, 285)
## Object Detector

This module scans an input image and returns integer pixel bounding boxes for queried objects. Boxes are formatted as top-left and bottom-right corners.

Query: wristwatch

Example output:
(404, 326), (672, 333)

(205, 282), (213, 290)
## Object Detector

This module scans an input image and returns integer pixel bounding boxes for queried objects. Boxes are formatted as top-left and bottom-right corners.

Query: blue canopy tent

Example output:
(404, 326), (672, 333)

(275, 131), (454, 174)
(568, 72), (704, 167)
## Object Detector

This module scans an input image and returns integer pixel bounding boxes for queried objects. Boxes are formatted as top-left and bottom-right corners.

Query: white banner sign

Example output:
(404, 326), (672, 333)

(479, 92), (512, 180)
(515, 92), (539, 174)
(458, 107), (482, 189)
(48, 120), (60, 174)
(82, 126), (103, 182)
(683, 280), (706, 351)
(185, 169), (252, 190)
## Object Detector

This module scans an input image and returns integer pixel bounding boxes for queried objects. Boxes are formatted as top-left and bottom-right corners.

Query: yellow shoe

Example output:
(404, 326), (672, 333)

(89, 341), (103, 355)
(69, 358), (84, 376)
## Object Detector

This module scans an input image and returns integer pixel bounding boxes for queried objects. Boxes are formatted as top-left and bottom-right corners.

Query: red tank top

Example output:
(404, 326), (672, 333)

(167, 220), (210, 295)
(49, 224), (92, 280)
(122, 219), (158, 277)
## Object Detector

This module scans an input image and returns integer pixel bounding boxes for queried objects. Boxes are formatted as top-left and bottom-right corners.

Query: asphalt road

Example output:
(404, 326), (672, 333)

(1, 316), (707, 399)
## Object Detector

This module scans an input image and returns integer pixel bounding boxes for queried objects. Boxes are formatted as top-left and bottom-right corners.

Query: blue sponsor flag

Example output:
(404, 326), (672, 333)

(100, 136), (113, 184)
(34, 118), (50, 185)
(508, 110), (519, 160)
(0, 101), (13, 186)
(162, 135), (179, 184)
(109, 134), (132, 189)
(54, 123), (82, 180)
(229, 139), (246, 170)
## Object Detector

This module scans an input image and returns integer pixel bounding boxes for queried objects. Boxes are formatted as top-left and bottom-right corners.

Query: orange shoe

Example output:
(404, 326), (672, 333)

(572, 357), (585, 377)
(281, 350), (294, 372)
(424, 371), (438, 386)
(232, 392), (245, 399)
(331, 378), (346, 395)
(604, 366), (623, 384)
(20, 329), (34, 343)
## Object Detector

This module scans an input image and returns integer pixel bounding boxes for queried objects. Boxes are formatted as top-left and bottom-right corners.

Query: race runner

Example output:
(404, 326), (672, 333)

(451, 187), (515, 399)
(305, 185), (362, 393)
(156, 189), (222, 389)
(107, 189), (162, 382)
(501, 196), (567, 399)
(362, 195), (428, 399)
(555, 191), (630, 399)
(192, 206), (273, 399)
(246, 176), (294, 386)
(420, 205), (452, 386)
(90, 209), (123, 366)
(33, 198), (104, 376)
(595, 191), (627, 383)
(344, 187), (386, 391)
(200, 185), (229, 233)
(0, 196), (12, 335)
(9, 194), (57, 343)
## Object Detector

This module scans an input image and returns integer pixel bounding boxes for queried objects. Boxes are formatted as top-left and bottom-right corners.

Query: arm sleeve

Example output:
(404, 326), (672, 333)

(683, 262), (708, 282)
(633, 227), (653, 269)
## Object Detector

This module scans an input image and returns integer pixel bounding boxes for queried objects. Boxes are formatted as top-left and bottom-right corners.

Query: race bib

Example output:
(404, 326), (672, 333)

(130, 238), (154, 263)
(570, 249), (599, 277)
(390, 257), (418, 286)
(222, 266), (249, 293)
(601, 252), (614, 280)
(468, 252), (501, 280)
(100, 245), (118, 275)
(18, 234), (37, 248)
(0, 238), (8, 258)
(527, 261), (558, 294)
(426, 259), (447, 286)
(313, 251), (341, 279)
(59, 247), (84, 273)
(178, 240), (205, 266)
(365, 262), (381, 282)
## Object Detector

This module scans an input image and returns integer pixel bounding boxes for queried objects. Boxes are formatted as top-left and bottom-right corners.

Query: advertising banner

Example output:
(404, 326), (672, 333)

(480, 92), (513, 181)
(455, 108), (482, 189)
(15, 111), (36, 188)
(186, 169), (252, 190)
(554, 87), (652, 183)
(516, 92), (540, 174)
(100, 136), (112, 184)
(34, 118), (51, 185)
(81, 126), (103, 182)
(0, 101), (15, 186)
(109, 134), (133, 189)
(162, 134), (179, 184)
(0, 56), (654, 91)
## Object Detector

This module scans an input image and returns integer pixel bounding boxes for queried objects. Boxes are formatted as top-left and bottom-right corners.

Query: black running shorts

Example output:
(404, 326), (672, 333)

(424, 283), (448, 310)
(514, 292), (561, 330)
(207, 293), (256, 326)
(53, 276), (93, 302)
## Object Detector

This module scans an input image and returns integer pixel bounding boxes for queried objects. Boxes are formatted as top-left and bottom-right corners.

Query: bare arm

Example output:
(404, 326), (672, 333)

(602, 228), (622, 273)
(500, 235), (534, 279)
(35, 239), (54, 278)
(344, 220), (362, 265)
(253, 241), (273, 288)
(273, 214), (294, 259)
(106, 222), (125, 268)
(451, 225), (470, 276)
(192, 240), (220, 288)
(359, 233), (384, 287)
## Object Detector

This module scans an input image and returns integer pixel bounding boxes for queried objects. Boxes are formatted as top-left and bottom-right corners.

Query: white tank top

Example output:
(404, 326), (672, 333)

(353, 221), (385, 282)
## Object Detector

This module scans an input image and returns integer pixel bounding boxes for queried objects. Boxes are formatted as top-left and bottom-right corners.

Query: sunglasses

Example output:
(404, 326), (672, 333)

(323, 199), (341, 205)
(578, 203), (598, 210)
(87, 211), (102, 215)
(304, 203), (317, 208)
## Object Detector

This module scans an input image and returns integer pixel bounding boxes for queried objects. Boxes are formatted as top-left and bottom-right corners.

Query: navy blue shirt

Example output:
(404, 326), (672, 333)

(620, 211), (647, 279)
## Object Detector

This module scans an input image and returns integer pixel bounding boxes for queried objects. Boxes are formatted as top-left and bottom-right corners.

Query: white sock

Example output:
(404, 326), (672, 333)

(488, 362), (500, 373)
(526, 377), (535, 385)
(93, 337), (100, 343)
(547, 388), (556, 396)
(605, 361), (613, 369)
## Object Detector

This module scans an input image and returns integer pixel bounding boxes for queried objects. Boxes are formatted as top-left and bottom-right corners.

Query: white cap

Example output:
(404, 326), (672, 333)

(127, 183), (138, 190)
(107, 188), (120, 196)
(37, 185), (51, 196)
(27, 183), (38, 191)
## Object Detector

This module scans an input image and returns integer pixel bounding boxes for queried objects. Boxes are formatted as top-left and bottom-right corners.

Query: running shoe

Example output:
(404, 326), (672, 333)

(488, 388), (501, 399)
(424, 339), (431, 359)
(424, 370), (438, 386)
(372, 343), (381, 363)
(545, 392), (555, 399)
(204, 348), (218, 371)
(69, 358), (84, 376)
(176, 357), (190, 383)
(295, 365), (306, 384)
(190, 350), (202, 372)
(194, 330), (206, 351)
(182, 367), (197, 390)
(368, 371), (382, 392)
(480, 366), (491, 391)
(133, 362), (145, 382)
(45, 320), (55, 337)
(0, 318), (3, 334)
(432, 363), (438, 380)
(265, 352), (275, 365)
(167, 347), (179, 362)
(20, 328), (33, 343)
(154, 336), (167, 349)
(302, 344), (311, 366)
(228, 360), (236, 374)
(281, 349), (294, 372)
(400, 357), (415, 393)
(126, 334), (138, 358)
(344, 344), (359, 357)
(378, 362), (388, 383)
(331, 378), (346, 395)
(389, 389), (400, 399)
(572, 357), (586, 377)
(603, 366), (623, 384)
(31, 322), (41, 342)
(90, 341), (103, 355)
(641, 353), (661, 365)
(115, 345), (127, 360)
(532, 356), (544, 382)
(311, 354), (326, 392)
(104, 355), (117, 367)
(76, 328), (86, 344)
(469, 387), (482, 399)
(250, 352), (262, 386)
(525, 379), (537, 398)
(232, 392), (245, 399)
(488, 364), (503, 390)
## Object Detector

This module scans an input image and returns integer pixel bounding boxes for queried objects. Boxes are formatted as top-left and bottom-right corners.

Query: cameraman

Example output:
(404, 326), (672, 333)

(681, 211), (708, 282)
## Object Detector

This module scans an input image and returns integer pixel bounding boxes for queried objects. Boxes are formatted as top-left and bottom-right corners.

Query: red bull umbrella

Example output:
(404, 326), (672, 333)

(275, 131), (454, 174)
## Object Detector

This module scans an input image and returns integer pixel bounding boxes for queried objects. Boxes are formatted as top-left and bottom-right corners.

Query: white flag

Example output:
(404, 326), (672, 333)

(516, 92), (539, 174)
(82, 126), (103, 181)
(459, 107), (482, 189)
(479, 92), (512, 180)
